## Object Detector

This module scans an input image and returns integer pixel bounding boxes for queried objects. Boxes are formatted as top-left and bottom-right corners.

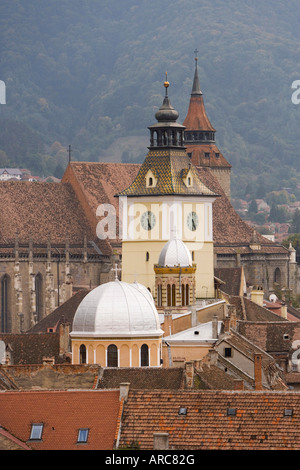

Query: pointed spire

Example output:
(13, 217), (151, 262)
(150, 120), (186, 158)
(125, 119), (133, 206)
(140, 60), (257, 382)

(191, 50), (202, 96)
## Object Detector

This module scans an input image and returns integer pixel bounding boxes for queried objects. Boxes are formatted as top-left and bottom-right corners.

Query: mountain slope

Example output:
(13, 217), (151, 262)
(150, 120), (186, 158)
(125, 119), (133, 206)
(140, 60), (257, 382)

(0, 0), (300, 197)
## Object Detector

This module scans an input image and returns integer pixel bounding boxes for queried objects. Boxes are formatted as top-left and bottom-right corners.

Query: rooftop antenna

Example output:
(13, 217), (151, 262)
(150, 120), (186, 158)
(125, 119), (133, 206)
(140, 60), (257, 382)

(68, 144), (72, 163)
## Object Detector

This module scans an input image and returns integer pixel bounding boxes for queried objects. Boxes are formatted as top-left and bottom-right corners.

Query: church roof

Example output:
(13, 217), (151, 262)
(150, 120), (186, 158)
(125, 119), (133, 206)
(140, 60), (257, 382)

(63, 161), (287, 254)
(71, 280), (163, 338)
(183, 58), (215, 132)
(158, 237), (192, 267)
(118, 150), (216, 197)
(0, 180), (110, 254)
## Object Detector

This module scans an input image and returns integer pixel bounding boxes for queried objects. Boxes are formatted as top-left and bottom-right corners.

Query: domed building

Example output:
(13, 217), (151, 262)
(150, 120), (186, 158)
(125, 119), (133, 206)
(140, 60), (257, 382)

(70, 279), (163, 367)
(154, 237), (196, 311)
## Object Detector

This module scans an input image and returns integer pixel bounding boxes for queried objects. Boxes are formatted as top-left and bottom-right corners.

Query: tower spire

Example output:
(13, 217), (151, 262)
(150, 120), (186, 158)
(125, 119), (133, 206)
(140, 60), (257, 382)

(191, 50), (202, 96)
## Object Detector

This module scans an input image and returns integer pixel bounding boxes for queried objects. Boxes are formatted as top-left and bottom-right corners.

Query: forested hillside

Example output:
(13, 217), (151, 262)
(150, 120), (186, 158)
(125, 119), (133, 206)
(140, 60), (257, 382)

(0, 0), (300, 197)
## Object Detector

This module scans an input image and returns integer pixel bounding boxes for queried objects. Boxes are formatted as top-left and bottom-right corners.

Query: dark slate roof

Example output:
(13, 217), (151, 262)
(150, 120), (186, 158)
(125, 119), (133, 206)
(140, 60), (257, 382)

(215, 267), (244, 296)
(28, 289), (90, 333)
(0, 333), (60, 365)
(97, 367), (185, 390)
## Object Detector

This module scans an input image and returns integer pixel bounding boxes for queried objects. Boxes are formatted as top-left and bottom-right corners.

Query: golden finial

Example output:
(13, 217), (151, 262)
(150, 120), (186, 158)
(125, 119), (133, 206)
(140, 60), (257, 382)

(164, 72), (169, 89)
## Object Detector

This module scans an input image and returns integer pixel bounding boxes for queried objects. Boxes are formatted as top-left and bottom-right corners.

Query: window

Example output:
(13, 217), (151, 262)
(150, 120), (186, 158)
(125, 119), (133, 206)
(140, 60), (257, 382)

(141, 344), (149, 367)
(1, 274), (10, 332)
(227, 408), (236, 416)
(205, 152), (210, 158)
(167, 284), (176, 307)
(30, 423), (43, 440)
(178, 407), (187, 415)
(79, 344), (87, 364)
(146, 251), (150, 261)
(107, 344), (118, 367)
(224, 347), (232, 357)
(148, 177), (153, 186)
(284, 409), (293, 417)
(77, 428), (89, 443)
(35, 273), (43, 322)
(157, 285), (162, 307)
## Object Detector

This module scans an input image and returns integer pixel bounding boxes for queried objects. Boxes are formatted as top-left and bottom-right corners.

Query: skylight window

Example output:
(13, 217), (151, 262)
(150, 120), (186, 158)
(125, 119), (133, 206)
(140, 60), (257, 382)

(178, 407), (187, 416)
(30, 423), (43, 440)
(77, 428), (89, 443)
(227, 408), (237, 416)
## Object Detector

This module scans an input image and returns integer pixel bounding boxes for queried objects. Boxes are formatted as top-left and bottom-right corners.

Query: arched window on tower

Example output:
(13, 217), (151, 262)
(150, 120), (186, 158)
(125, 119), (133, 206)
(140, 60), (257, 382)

(141, 344), (149, 367)
(35, 273), (43, 322)
(167, 284), (176, 306)
(79, 344), (87, 364)
(172, 284), (176, 306)
(274, 267), (281, 285)
(186, 284), (190, 305)
(157, 284), (162, 307)
(1, 274), (10, 333)
(107, 344), (118, 367)
(167, 284), (171, 306)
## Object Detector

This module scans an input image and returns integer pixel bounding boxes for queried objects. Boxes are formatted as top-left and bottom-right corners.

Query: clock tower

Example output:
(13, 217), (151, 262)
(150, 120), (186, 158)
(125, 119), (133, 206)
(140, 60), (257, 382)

(117, 76), (218, 300)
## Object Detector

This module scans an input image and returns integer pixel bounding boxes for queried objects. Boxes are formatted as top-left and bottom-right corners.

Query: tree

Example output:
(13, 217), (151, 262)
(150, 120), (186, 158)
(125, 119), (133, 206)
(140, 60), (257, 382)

(248, 199), (258, 214)
(290, 209), (300, 233)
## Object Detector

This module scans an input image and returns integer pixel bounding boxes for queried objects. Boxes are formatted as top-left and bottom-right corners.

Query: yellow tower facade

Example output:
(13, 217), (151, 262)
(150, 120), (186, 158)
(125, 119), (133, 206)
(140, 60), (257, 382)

(118, 79), (218, 300)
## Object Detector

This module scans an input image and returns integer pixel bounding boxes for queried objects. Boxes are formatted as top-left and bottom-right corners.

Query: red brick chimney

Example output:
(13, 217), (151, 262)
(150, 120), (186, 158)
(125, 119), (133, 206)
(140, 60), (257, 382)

(254, 353), (263, 390)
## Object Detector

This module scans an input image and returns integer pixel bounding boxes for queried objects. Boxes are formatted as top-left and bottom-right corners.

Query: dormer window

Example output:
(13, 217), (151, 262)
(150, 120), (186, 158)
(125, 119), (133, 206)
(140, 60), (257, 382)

(205, 152), (210, 159)
(146, 169), (157, 188)
(182, 169), (193, 187)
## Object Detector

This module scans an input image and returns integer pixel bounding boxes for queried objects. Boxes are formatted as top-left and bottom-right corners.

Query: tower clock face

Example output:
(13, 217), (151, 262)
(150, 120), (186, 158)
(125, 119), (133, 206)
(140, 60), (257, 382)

(141, 211), (156, 230)
(187, 211), (199, 231)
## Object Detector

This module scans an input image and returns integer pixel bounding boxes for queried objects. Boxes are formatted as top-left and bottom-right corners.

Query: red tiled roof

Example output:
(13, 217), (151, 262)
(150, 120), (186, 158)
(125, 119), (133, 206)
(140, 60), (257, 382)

(183, 95), (215, 132)
(0, 390), (121, 450)
(119, 390), (300, 450)
(187, 144), (232, 169)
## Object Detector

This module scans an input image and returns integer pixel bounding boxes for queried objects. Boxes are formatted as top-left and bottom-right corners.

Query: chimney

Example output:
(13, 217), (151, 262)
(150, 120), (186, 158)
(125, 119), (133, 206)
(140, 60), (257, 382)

(153, 433), (169, 450)
(119, 382), (130, 402)
(163, 312), (172, 336)
(185, 361), (194, 388)
(250, 285), (264, 307)
(281, 303), (287, 319)
(212, 315), (218, 339)
(234, 379), (244, 391)
(208, 349), (218, 366)
(254, 354), (263, 390)
(223, 316), (230, 334)
(227, 304), (237, 329)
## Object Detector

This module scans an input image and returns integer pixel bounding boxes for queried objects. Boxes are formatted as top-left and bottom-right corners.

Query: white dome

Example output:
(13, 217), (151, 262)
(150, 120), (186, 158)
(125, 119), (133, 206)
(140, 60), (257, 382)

(158, 238), (192, 267)
(71, 280), (163, 338)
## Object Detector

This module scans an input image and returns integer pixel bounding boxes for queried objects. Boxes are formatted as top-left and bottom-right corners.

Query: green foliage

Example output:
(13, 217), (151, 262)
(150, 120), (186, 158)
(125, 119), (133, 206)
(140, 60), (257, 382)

(1, 0), (300, 189)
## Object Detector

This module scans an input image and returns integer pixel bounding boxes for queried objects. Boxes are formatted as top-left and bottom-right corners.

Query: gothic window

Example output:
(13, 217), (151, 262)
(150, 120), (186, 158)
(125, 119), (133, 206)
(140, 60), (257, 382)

(172, 284), (176, 306)
(186, 284), (190, 305)
(107, 344), (118, 367)
(79, 344), (87, 364)
(141, 344), (149, 367)
(157, 284), (162, 307)
(1, 274), (10, 333)
(167, 284), (171, 306)
(181, 284), (190, 306)
(35, 273), (43, 322)
(274, 268), (281, 285)
(167, 284), (176, 306)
